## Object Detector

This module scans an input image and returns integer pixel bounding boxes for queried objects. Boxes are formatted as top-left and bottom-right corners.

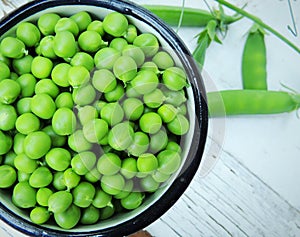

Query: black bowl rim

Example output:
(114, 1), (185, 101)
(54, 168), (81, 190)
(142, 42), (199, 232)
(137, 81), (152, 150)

(0, 0), (208, 236)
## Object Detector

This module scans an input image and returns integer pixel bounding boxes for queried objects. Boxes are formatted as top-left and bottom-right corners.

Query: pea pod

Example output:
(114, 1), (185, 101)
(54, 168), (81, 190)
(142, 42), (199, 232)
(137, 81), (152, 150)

(207, 90), (300, 117)
(242, 24), (267, 90)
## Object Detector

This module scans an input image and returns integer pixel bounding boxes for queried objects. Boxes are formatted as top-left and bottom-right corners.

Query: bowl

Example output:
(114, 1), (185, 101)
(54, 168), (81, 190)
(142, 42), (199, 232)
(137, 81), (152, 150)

(0, 0), (208, 236)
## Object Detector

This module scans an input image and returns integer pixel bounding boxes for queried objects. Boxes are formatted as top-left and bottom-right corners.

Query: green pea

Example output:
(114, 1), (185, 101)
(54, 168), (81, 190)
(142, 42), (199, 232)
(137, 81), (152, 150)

(14, 153), (38, 173)
(0, 61), (10, 81)
(38, 35), (57, 59)
(71, 151), (96, 175)
(53, 31), (77, 58)
(38, 13), (61, 35)
(97, 153), (121, 176)
(0, 165), (17, 188)
(23, 131), (51, 159)
(16, 73), (37, 97)
(0, 131), (12, 155)
(153, 51), (175, 70)
(120, 158), (137, 179)
(16, 22), (41, 47)
(166, 141), (182, 154)
(72, 83), (96, 106)
(71, 52), (94, 71)
(0, 37), (26, 59)
(18, 170), (30, 182)
(15, 113), (40, 135)
(13, 133), (25, 155)
(152, 170), (170, 183)
(10, 72), (18, 80)
(139, 112), (162, 134)
(137, 153), (158, 174)
(149, 129), (168, 154)
(143, 88), (165, 108)
(52, 108), (77, 135)
(55, 92), (74, 109)
(52, 171), (67, 191)
(108, 122), (134, 151)
(42, 125), (67, 147)
(100, 102), (124, 126)
(68, 65), (90, 88)
(72, 182), (96, 208)
(35, 78), (60, 98)
(45, 148), (71, 171)
(157, 150), (181, 175)
(85, 168), (101, 183)
(114, 179), (133, 199)
(140, 175), (160, 192)
(92, 69), (117, 93)
(48, 190), (73, 213)
(36, 187), (53, 206)
(12, 181), (37, 208)
(130, 70), (159, 95)
(122, 45), (145, 67)
(83, 118), (108, 143)
(124, 24), (137, 43)
(78, 30), (104, 53)
(63, 168), (81, 190)
(140, 61), (159, 74)
(12, 55), (33, 75)
(77, 105), (98, 125)
(100, 202), (115, 220)
(0, 104), (17, 131)
(3, 151), (16, 167)
(163, 88), (187, 106)
(31, 56), (53, 79)
(133, 33), (159, 57)
(31, 93), (56, 119)
(51, 63), (71, 87)
(80, 205), (100, 225)
(68, 130), (92, 153)
(120, 192), (145, 210)
(55, 17), (79, 36)
(30, 206), (50, 225)
(92, 188), (112, 208)
(157, 104), (178, 123)
(125, 83), (140, 98)
(0, 79), (21, 104)
(162, 67), (187, 91)
(70, 11), (92, 32)
(101, 174), (125, 195)
(122, 98), (144, 121)
(127, 132), (149, 157)
(113, 56), (137, 83)
(103, 12), (128, 37)
(87, 20), (104, 36)
(54, 204), (81, 229)
(167, 114), (190, 135)
(94, 47), (121, 70)
(104, 83), (125, 102)
(29, 166), (53, 188)
(109, 38), (128, 51)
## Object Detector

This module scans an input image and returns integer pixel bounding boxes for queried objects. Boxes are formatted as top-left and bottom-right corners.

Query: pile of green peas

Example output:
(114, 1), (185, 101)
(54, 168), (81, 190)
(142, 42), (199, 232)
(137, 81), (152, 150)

(0, 10), (190, 230)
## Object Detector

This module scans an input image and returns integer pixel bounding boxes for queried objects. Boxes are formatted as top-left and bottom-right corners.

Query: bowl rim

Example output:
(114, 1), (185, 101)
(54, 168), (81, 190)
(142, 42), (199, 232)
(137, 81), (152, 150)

(0, 0), (208, 236)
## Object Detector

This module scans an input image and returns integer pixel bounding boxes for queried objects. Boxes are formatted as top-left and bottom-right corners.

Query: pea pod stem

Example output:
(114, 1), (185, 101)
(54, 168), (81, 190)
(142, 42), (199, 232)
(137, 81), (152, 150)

(215, 0), (300, 54)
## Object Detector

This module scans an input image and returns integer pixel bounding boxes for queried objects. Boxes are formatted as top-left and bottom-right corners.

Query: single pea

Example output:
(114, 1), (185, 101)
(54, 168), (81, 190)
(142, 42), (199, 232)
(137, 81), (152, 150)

(0, 165), (17, 188)
(51, 63), (71, 87)
(124, 24), (137, 43)
(163, 88), (187, 107)
(130, 70), (159, 95)
(55, 17), (79, 36)
(80, 205), (100, 225)
(166, 141), (182, 154)
(77, 105), (98, 125)
(103, 12), (128, 37)
(100, 203), (115, 220)
(122, 97), (144, 121)
(157, 104), (178, 123)
(108, 122), (134, 151)
(38, 35), (57, 59)
(72, 83), (96, 106)
(140, 61), (159, 74)
(38, 13), (61, 35)
(42, 125), (67, 147)
(55, 92), (74, 109)
(68, 65), (90, 88)
(152, 170), (170, 183)
(70, 11), (92, 32)
(113, 56), (137, 83)
(30, 206), (50, 225)
(157, 150), (181, 175)
(133, 33), (159, 57)
(71, 151), (96, 175)
(167, 114), (190, 135)
(15, 113), (40, 135)
(23, 131), (51, 159)
(122, 45), (145, 67)
(53, 31), (77, 58)
(0, 61), (10, 81)
(120, 192), (145, 210)
(52, 171), (67, 191)
(16, 22), (41, 47)
(72, 181), (96, 208)
(100, 102), (124, 126)
(71, 52), (94, 71)
(127, 132), (149, 157)
(52, 108), (77, 135)
(0, 79), (21, 104)
(3, 151), (16, 167)
(78, 30), (104, 53)
(31, 56), (53, 79)
(31, 93), (56, 119)
(12, 55), (33, 75)
(101, 174), (125, 196)
(149, 129), (168, 154)
(48, 190), (73, 213)
(14, 153), (38, 173)
(0, 131), (12, 155)
(36, 187), (53, 207)
(92, 188), (112, 208)
(18, 170), (30, 182)
(162, 67), (187, 91)
(35, 78), (60, 98)
(12, 181), (37, 208)
(92, 69), (117, 93)
(97, 153), (121, 176)
(139, 112), (162, 134)
(104, 83), (125, 102)
(109, 38), (128, 51)
(140, 175), (160, 192)
(94, 47), (121, 69)
(45, 148), (71, 171)
(137, 153), (158, 174)
(82, 118), (108, 143)
(29, 166), (53, 188)
(54, 204), (81, 230)
(85, 167), (101, 183)
(16, 73), (37, 97)
(68, 130), (92, 153)
(152, 51), (175, 70)
(114, 179), (134, 199)
(63, 168), (81, 190)
(0, 104), (17, 131)
(13, 133), (25, 155)
(87, 20), (104, 36)
(0, 37), (26, 59)
(143, 88), (165, 108)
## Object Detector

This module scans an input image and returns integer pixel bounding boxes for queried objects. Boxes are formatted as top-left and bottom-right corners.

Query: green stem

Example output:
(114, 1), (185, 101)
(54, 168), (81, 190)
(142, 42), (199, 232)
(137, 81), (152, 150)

(216, 0), (300, 54)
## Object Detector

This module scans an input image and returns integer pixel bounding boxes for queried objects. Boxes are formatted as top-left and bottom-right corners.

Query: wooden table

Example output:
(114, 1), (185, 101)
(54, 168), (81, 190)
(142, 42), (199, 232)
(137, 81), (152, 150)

(1, 0), (300, 236)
